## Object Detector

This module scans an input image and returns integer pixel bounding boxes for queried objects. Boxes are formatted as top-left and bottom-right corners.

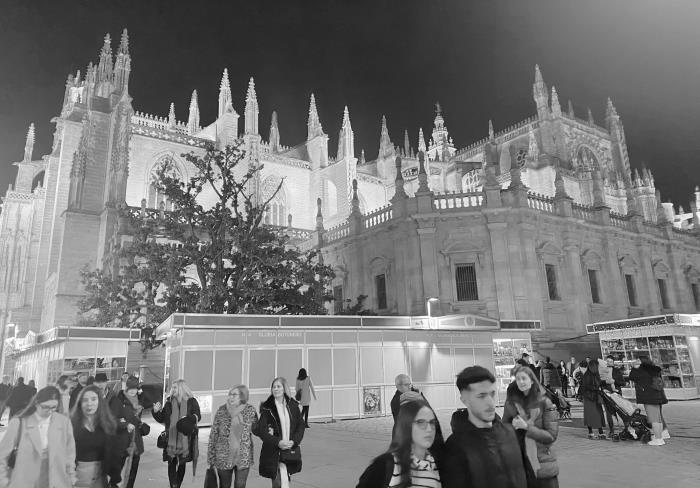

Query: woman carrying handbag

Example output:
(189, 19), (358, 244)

(255, 377), (305, 488)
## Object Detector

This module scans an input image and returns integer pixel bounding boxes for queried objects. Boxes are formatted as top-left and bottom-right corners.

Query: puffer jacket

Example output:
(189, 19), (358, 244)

(629, 364), (668, 405)
(539, 363), (562, 388)
(502, 382), (559, 479)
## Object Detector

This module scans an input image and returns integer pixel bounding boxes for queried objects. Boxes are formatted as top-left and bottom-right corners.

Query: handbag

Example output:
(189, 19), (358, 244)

(157, 430), (168, 449)
(139, 422), (151, 436)
(204, 466), (218, 488)
(295, 390), (302, 401)
(279, 445), (302, 464)
(6, 418), (22, 469)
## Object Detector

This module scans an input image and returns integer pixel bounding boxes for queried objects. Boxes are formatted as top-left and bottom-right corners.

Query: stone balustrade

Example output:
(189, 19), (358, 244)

(433, 192), (484, 210)
(325, 221), (351, 243)
(572, 202), (596, 221)
(610, 212), (635, 231)
(363, 205), (393, 229)
(527, 193), (555, 213)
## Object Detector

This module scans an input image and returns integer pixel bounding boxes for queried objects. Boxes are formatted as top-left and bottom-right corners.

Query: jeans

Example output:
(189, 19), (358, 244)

(217, 467), (250, 488)
(168, 457), (187, 487)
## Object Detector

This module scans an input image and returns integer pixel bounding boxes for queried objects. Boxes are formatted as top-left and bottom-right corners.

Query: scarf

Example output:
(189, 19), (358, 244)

(515, 403), (541, 474)
(226, 404), (245, 466)
(274, 399), (291, 488)
(167, 398), (190, 459)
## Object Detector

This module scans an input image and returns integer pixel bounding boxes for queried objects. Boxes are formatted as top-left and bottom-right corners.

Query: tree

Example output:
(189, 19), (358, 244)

(336, 295), (375, 316)
(79, 140), (335, 333)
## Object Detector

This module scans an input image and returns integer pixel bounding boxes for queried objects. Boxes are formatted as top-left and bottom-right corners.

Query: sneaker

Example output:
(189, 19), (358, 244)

(662, 429), (670, 439)
(588, 433), (596, 440)
(597, 433), (607, 440)
(648, 438), (665, 446)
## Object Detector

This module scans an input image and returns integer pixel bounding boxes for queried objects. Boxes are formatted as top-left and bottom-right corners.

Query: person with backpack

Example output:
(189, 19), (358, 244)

(629, 356), (669, 446)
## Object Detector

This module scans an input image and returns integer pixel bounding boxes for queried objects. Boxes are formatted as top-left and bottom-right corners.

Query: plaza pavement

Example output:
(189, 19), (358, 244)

(1, 399), (699, 487)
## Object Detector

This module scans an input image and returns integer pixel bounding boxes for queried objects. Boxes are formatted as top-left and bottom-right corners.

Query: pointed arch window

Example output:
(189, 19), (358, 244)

(261, 175), (288, 226)
(148, 157), (182, 210)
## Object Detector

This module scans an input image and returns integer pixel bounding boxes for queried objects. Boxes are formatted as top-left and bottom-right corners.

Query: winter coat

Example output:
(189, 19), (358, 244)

(579, 370), (601, 404)
(0, 383), (11, 402)
(502, 383), (559, 479)
(0, 413), (77, 488)
(629, 364), (668, 405)
(152, 396), (202, 463)
(6, 383), (33, 416)
(443, 409), (527, 488)
(295, 377), (316, 407)
(255, 395), (305, 479)
(109, 391), (146, 456)
(539, 363), (562, 389)
(612, 366), (626, 389)
(69, 384), (85, 411)
(207, 403), (258, 470)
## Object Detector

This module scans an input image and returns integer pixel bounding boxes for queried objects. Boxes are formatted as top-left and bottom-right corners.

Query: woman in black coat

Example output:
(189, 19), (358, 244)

(580, 361), (606, 440)
(255, 377), (305, 488)
(629, 356), (668, 446)
(152, 379), (202, 488)
(109, 376), (146, 488)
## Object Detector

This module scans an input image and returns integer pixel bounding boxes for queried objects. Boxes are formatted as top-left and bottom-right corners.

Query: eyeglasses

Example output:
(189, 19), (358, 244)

(413, 419), (438, 430)
(37, 404), (58, 412)
(228, 392), (240, 397)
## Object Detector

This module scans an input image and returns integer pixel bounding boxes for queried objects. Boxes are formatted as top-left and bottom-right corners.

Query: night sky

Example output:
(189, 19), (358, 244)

(1, 0), (699, 207)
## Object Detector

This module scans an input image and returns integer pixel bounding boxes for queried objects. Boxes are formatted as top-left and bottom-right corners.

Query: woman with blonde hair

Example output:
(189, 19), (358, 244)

(208, 385), (259, 488)
(502, 365), (560, 488)
(256, 377), (305, 488)
(153, 379), (202, 488)
(0, 386), (76, 488)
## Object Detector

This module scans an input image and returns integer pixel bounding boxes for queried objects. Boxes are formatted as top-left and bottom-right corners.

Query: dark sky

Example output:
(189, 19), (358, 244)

(1, 0), (700, 207)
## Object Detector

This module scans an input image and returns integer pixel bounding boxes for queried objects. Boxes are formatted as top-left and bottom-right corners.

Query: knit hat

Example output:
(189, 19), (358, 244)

(94, 373), (109, 383)
(125, 376), (139, 391)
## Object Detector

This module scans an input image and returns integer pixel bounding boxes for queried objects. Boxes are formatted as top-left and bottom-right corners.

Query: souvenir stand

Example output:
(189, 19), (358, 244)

(586, 314), (700, 400)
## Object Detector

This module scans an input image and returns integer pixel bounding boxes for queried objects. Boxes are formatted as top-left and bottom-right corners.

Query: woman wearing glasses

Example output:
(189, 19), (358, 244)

(0, 386), (76, 488)
(357, 399), (445, 488)
(207, 385), (259, 488)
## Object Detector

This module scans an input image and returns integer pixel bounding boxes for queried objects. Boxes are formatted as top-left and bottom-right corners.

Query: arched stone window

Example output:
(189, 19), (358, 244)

(31, 171), (45, 191)
(10, 246), (22, 292)
(0, 244), (9, 291)
(261, 175), (288, 226)
(618, 253), (640, 307)
(147, 156), (182, 210)
(652, 259), (672, 310)
(581, 249), (604, 304)
(576, 146), (600, 171)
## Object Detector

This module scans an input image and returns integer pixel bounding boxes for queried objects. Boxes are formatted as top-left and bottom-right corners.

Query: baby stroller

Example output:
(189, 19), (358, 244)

(543, 384), (571, 420)
(598, 389), (651, 442)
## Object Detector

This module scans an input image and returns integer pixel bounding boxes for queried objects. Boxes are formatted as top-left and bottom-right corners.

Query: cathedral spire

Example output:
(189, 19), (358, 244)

(393, 156), (406, 200)
(550, 86), (561, 117)
(417, 151), (429, 193)
(168, 102), (176, 129)
(587, 107), (594, 126)
(218, 68), (233, 117)
(337, 105), (354, 161)
(23, 123), (35, 162)
(244, 77), (259, 135)
(95, 33), (114, 97)
(403, 130), (410, 156)
(528, 126), (539, 161)
(379, 115), (394, 159)
(187, 90), (200, 135)
(533, 64), (549, 120)
(269, 111), (280, 152)
(488, 119), (495, 142)
(567, 100), (574, 118)
(307, 93), (324, 140)
(418, 127), (426, 153)
(113, 28), (131, 94)
(606, 97), (618, 119)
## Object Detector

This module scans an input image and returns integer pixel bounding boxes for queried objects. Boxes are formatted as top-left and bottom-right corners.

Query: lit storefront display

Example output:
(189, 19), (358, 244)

(11, 327), (140, 386)
(157, 313), (532, 424)
(587, 314), (700, 400)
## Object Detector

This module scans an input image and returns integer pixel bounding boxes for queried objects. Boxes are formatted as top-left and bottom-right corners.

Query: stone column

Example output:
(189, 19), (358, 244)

(487, 220), (516, 319)
(416, 223), (440, 313)
(563, 233), (589, 334)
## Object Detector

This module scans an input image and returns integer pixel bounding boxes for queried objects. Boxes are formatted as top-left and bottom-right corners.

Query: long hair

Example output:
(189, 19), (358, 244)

(387, 399), (444, 488)
(297, 368), (308, 381)
(510, 365), (544, 408)
(270, 377), (292, 399)
(56, 375), (70, 392)
(170, 379), (194, 404)
(18, 386), (61, 418)
(70, 385), (116, 435)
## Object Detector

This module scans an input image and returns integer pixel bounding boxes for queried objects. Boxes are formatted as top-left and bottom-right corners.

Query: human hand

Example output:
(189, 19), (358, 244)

(126, 423), (135, 434)
(512, 416), (529, 430)
(152, 402), (162, 413)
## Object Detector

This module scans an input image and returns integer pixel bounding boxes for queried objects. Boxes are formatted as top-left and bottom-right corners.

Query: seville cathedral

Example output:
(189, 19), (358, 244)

(2, 29), (700, 364)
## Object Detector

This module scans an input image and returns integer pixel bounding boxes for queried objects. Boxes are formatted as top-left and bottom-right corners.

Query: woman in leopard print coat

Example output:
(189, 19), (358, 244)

(207, 385), (259, 488)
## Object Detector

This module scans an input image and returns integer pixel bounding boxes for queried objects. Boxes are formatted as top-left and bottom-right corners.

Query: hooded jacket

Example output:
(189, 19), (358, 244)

(539, 362), (562, 388)
(443, 409), (527, 488)
(629, 364), (668, 405)
(255, 395), (305, 479)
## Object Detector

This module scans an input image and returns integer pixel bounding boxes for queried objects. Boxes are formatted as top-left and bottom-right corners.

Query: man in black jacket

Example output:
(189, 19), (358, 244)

(443, 366), (527, 488)
(69, 371), (89, 410)
(7, 377), (34, 417)
(390, 374), (414, 423)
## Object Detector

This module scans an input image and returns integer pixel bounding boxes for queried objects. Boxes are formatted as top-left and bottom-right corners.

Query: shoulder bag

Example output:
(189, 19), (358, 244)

(7, 418), (22, 469)
(280, 445), (302, 464)
(157, 430), (168, 449)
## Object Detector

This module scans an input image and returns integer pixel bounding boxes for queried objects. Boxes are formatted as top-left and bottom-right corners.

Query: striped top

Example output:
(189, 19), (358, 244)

(388, 452), (442, 488)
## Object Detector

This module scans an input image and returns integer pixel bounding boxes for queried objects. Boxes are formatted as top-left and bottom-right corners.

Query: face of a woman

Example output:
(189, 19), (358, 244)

(412, 406), (437, 452)
(272, 380), (285, 399)
(36, 399), (59, 419)
(515, 372), (533, 393)
(126, 388), (138, 398)
(81, 391), (99, 416)
(227, 389), (241, 407)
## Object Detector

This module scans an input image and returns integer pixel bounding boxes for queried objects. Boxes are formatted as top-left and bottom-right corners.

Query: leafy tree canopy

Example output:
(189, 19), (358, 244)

(80, 140), (335, 331)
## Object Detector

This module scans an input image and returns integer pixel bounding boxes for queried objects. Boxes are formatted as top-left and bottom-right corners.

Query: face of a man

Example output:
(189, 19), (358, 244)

(571, 357), (576, 363)
(396, 377), (412, 394)
(122, 374), (129, 383)
(78, 375), (88, 386)
(606, 358), (614, 367)
(459, 380), (497, 427)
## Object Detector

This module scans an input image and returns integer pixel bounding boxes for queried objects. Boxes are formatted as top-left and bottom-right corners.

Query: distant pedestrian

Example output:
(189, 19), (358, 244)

(93, 373), (112, 402)
(6, 377), (34, 418)
(0, 386), (76, 488)
(208, 385), (259, 488)
(572, 360), (588, 400)
(27, 380), (37, 397)
(605, 356), (626, 392)
(391, 374), (417, 423)
(629, 356), (669, 446)
(539, 357), (562, 392)
(443, 366), (527, 488)
(256, 377), (305, 488)
(56, 375), (72, 414)
(110, 376), (147, 488)
(503, 365), (560, 488)
(0, 375), (12, 425)
(71, 385), (120, 487)
(580, 360), (606, 439)
(557, 360), (569, 397)
(70, 372), (90, 410)
(357, 399), (444, 488)
(295, 369), (316, 428)
(153, 379), (202, 488)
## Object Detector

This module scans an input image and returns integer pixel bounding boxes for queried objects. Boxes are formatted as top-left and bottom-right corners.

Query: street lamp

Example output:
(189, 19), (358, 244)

(426, 298), (440, 329)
